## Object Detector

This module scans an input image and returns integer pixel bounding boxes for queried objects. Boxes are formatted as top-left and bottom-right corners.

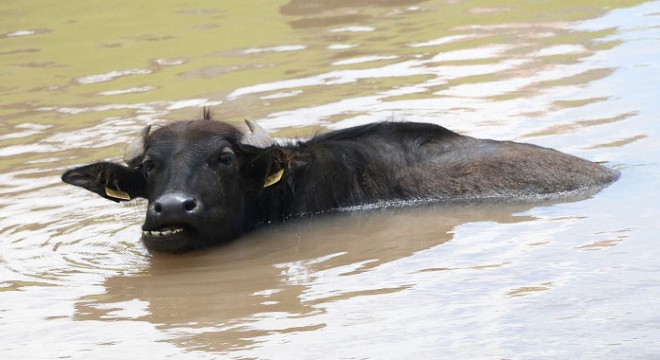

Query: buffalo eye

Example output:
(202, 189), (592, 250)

(214, 149), (235, 166)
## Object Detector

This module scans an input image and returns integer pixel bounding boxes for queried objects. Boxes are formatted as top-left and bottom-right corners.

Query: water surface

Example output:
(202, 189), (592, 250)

(1, 0), (660, 358)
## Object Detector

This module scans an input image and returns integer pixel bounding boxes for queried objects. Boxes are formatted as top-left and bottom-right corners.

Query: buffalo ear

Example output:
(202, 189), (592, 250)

(238, 145), (308, 189)
(62, 162), (147, 202)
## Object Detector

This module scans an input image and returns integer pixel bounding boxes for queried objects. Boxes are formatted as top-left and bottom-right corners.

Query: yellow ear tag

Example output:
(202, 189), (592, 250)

(263, 168), (284, 188)
(105, 186), (131, 200)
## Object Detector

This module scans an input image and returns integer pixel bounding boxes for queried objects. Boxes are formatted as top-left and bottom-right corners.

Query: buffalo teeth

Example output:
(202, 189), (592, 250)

(142, 228), (184, 237)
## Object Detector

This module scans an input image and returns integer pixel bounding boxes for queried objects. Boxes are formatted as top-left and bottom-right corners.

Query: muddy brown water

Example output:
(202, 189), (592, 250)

(2, 1), (660, 359)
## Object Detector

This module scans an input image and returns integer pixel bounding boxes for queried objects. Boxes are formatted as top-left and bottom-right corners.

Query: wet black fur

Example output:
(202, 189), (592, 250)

(246, 122), (459, 221)
(63, 119), (619, 252)
(245, 122), (619, 224)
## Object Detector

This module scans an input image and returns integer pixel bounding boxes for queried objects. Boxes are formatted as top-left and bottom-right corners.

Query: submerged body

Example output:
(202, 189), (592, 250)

(62, 119), (619, 252)
(254, 122), (617, 220)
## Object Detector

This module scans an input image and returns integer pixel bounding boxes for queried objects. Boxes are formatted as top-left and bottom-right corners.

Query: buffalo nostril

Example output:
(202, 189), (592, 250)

(183, 200), (197, 212)
(150, 193), (200, 218)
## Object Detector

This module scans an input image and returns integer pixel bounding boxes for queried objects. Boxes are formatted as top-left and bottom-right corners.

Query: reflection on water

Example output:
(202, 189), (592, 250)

(1, 0), (660, 358)
(74, 204), (552, 351)
(75, 202), (536, 353)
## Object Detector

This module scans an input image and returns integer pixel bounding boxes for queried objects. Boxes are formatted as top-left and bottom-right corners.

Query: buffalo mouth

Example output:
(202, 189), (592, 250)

(141, 225), (196, 252)
(142, 226), (186, 238)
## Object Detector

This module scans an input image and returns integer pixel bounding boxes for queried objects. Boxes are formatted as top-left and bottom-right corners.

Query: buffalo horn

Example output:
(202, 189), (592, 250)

(123, 125), (151, 168)
(243, 120), (274, 148)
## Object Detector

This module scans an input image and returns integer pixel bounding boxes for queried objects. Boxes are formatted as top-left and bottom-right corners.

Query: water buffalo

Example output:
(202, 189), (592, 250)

(62, 115), (619, 252)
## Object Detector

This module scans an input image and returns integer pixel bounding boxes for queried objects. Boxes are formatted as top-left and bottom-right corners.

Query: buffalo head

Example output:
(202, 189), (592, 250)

(62, 119), (290, 252)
